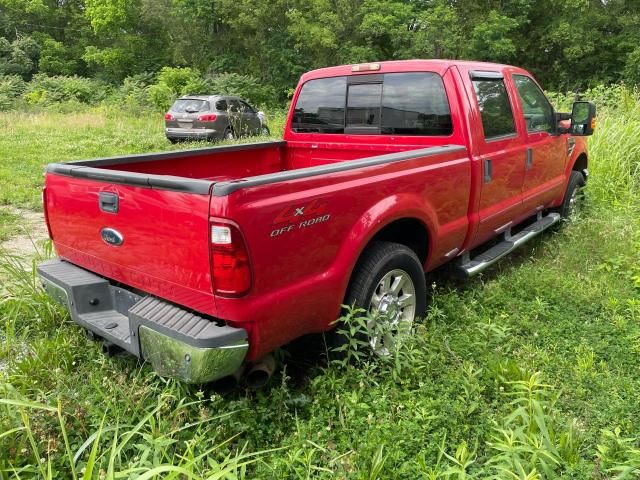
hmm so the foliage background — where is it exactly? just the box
[2,0,640,109]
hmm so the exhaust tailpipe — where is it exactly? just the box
[211,366,244,394]
[245,354,276,389]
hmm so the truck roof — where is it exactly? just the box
[300,59,526,83]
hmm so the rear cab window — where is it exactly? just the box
[291,72,453,136]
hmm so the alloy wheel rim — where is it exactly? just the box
[367,269,416,356]
[568,186,583,217]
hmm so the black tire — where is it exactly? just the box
[223,128,235,141]
[328,241,427,357]
[261,126,270,136]
[556,171,586,219]
[167,137,179,144]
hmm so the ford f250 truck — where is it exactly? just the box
[37,60,595,386]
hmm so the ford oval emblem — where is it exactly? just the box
[101,227,124,246]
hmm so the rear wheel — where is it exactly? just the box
[167,137,179,144]
[330,241,427,357]
[261,126,270,136]
[556,171,586,219]
[223,128,235,141]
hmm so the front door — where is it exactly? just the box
[240,100,262,135]
[512,74,567,212]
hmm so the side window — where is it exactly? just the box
[381,72,452,135]
[228,99,241,113]
[291,77,347,133]
[513,75,554,134]
[346,83,382,130]
[215,99,228,111]
[472,78,516,139]
[240,101,255,113]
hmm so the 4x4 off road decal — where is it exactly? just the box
[271,199,331,237]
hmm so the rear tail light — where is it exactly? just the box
[42,186,53,240]
[198,114,217,122]
[210,223,251,296]
[164,113,174,120]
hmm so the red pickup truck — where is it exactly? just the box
[37,60,595,387]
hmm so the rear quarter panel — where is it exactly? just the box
[213,147,471,359]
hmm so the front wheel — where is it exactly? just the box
[332,241,427,357]
[556,171,586,219]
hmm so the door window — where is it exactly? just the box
[228,99,241,113]
[472,78,516,140]
[240,100,256,113]
[215,99,228,111]
[513,75,554,134]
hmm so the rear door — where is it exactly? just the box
[511,74,567,211]
[460,68,528,244]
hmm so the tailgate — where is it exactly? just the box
[44,172,216,315]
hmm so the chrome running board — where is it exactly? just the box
[457,212,561,277]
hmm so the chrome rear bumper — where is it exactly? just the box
[37,259,248,384]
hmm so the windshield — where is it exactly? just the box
[171,99,209,113]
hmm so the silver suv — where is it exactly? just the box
[164,95,269,143]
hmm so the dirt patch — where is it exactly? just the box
[0,207,48,258]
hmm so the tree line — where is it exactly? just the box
[1,0,640,103]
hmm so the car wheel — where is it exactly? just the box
[329,241,427,358]
[167,137,179,145]
[261,126,270,136]
[224,128,235,141]
[556,171,586,219]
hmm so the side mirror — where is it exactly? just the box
[569,101,596,136]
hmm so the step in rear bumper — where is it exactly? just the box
[37,258,248,384]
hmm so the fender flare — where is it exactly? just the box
[329,192,438,301]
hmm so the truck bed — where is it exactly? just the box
[44,139,470,359]
[48,140,459,194]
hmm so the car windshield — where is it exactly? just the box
[171,99,209,113]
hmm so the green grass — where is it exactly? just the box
[0,90,639,478]
[0,106,288,210]
[0,210,20,242]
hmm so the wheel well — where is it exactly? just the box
[573,153,588,173]
[369,218,429,265]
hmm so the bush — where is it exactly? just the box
[0,75,27,110]
[155,66,201,95]
[147,82,174,111]
[206,72,278,107]
[22,74,110,106]
[108,73,154,112]
[146,66,204,110]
